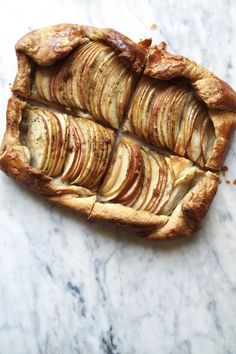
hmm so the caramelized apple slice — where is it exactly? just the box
[52,113,69,176]
[70,119,92,185]
[139,84,157,141]
[117,71,136,124]
[76,121,98,187]
[159,86,178,149]
[139,151,161,212]
[148,84,169,147]
[61,119,81,182]
[133,78,151,138]
[33,66,55,102]
[131,149,152,210]
[39,110,57,175]
[151,156,174,214]
[90,127,115,190]
[21,108,49,170]
[186,108,207,163]
[100,61,126,128]
[167,88,189,151]
[98,141,130,200]
[90,53,117,124]
[83,44,113,114]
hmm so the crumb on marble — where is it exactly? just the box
[150,23,157,30]
[221,165,228,176]
[225,180,231,184]
[233,179,236,185]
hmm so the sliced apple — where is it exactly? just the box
[34,66,55,102]
[89,127,116,190]
[115,141,144,206]
[160,167,196,215]
[159,86,178,149]
[202,117,216,163]
[167,88,189,151]
[98,140,130,200]
[51,113,69,176]
[100,60,126,128]
[139,150,161,212]
[186,107,207,163]
[174,92,194,156]
[21,108,49,170]
[61,118,81,182]
[131,148,152,210]
[38,110,57,175]
[148,84,169,147]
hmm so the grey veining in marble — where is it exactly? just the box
[0,0,236,353]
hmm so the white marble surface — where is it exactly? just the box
[0,0,236,353]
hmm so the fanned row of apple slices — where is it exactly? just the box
[20,107,116,190]
[32,41,136,129]
[61,117,115,190]
[124,77,216,167]
[21,108,70,177]
[98,136,200,216]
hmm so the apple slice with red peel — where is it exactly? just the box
[76,120,98,187]
[148,84,169,147]
[151,156,174,214]
[64,44,92,108]
[89,50,115,120]
[116,145,144,206]
[68,43,98,109]
[129,77,150,137]
[186,108,207,163]
[174,92,194,156]
[167,88,189,151]
[131,148,152,210]
[84,44,113,115]
[112,139,143,202]
[47,112,62,176]
[34,66,55,102]
[139,151,161,212]
[140,83,157,141]
[21,108,50,170]
[90,127,115,190]
[70,119,92,185]
[79,42,106,112]
[117,71,136,126]
[92,53,117,124]
[61,118,81,183]
[98,140,131,200]
[39,110,58,175]
[159,86,178,150]
[51,113,69,176]
[100,61,125,128]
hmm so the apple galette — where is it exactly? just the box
[1,24,236,239]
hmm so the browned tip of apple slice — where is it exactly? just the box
[20,108,50,171]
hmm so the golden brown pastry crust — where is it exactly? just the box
[0,24,229,239]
